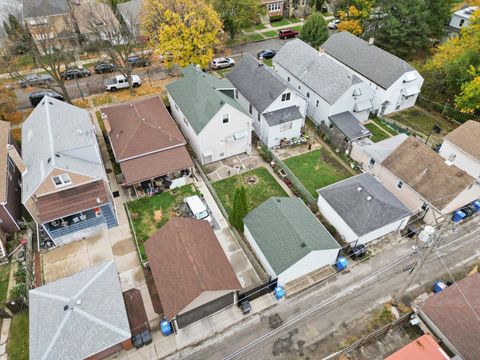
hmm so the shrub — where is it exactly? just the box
[258,143,273,162]
[9,283,27,301]
[269,15,284,22]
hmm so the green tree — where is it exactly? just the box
[455,69,480,114]
[2,14,34,55]
[212,0,264,40]
[230,186,248,232]
[299,12,328,48]
[143,0,223,69]
[425,0,457,38]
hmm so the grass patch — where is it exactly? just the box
[263,30,278,38]
[263,59,273,67]
[212,168,287,215]
[127,185,200,258]
[95,111,122,176]
[227,33,265,46]
[365,123,392,143]
[290,25,303,32]
[372,117,397,135]
[0,264,10,303]
[367,304,395,332]
[386,107,455,136]
[271,19,291,27]
[289,18,302,23]
[245,23,267,31]
[284,149,351,196]
[7,310,28,360]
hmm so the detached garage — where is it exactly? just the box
[317,173,411,245]
[243,197,341,287]
[144,217,241,330]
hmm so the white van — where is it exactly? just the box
[185,196,212,224]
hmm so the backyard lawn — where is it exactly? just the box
[365,123,392,143]
[386,107,455,136]
[284,149,352,196]
[212,167,287,215]
[0,263,10,303]
[7,310,28,360]
[127,184,200,258]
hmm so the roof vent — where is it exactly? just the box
[357,186,362,191]
[47,157,51,163]
[55,153,60,158]
[300,242,306,248]
[76,299,82,305]
[366,196,372,201]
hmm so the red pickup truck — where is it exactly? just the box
[279,29,299,39]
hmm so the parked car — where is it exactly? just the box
[328,19,341,29]
[104,74,141,91]
[127,56,151,67]
[18,73,54,88]
[257,49,276,60]
[94,62,116,74]
[29,90,64,107]
[60,68,91,80]
[278,29,299,39]
[348,244,367,260]
[184,195,212,224]
[211,57,235,70]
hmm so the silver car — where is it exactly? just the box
[211,57,235,70]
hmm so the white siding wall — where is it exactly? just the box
[449,14,471,29]
[263,118,303,148]
[357,217,409,245]
[439,139,480,179]
[331,82,375,123]
[277,249,340,286]
[168,93,252,164]
[244,225,277,278]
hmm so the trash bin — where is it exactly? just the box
[274,286,286,300]
[336,257,348,271]
[160,320,173,336]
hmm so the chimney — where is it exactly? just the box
[6,144,26,174]
[318,47,325,56]
[368,37,375,45]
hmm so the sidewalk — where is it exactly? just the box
[243,20,304,37]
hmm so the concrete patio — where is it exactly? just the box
[204,152,264,182]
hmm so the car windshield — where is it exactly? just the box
[195,210,209,220]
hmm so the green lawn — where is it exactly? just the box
[387,107,455,136]
[290,25,303,32]
[263,30,278,38]
[245,23,267,31]
[0,264,10,304]
[284,149,352,196]
[7,310,28,360]
[373,117,398,136]
[271,18,291,27]
[263,59,273,67]
[227,33,265,46]
[212,168,287,215]
[289,18,302,23]
[365,123,392,143]
[127,184,200,258]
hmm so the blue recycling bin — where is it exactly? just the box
[274,286,285,300]
[433,281,447,293]
[160,320,172,336]
[452,210,466,223]
[473,200,480,212]
[336,257,348,271]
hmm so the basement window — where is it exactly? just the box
[397,180,403,189]
[52,174,72,187]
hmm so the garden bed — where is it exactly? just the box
[284,149,352,196]
[212,167,287,214]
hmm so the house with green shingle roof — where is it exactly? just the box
[243,197,341,286]
[166,65,252,164]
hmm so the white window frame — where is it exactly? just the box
[281,92,291,102]
[280,122,292,132]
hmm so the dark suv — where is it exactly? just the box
[127,56,151,67]
[94,62,116,74]
[29,90,64,107]
[60,68,91,80]
[279,29,299,39]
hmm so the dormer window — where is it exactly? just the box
[222,114,229,124]
[404,73,417,82]
[352,88,362,97]
[52,174,71,187]
[281,92,291,102]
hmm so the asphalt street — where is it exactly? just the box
[168,218,480,360]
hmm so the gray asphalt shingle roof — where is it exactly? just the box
[318,173,411,237]
[263,106,303,126]
[226,55,288,113]
[117,0,143,25]
[329,112,371,140]
[21,96,106,203]
[244,197,340,275]
[274,39,363,105]
[23,0,68,18]
[322,32,415,89]
[363,134,408,163]
[166,65,248,135]
[29,261,131,360]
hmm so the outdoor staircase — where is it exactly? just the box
[101,204,118,228]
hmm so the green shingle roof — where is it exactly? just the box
[166,65,248,135]
[244,197,340,275]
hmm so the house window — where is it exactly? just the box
[183,117,189,127]
[298,85,301,90]
[306,92,310,98]
[369,158,375,167]
[235,90,238,99]
[459,19,465,27]
[316,100,319,107]
[421,202,429,212]
[7,157,15,176]
[280,122,292,132]
[267,2,281,11]
[396,104,401,110]
[287,76,290,82]
[397,180,403,189]
[249,104,252,114]
[220,152,225,157]
[257,112,261,122]
[222,114,229,124]
[281,92,291,102]
[52,174,71,187]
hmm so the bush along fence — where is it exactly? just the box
[257,143,317,206]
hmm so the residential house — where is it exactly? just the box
[327,112,371,153]
[385,334,450,360]
[74,0,121,43]
[261,0,286,17]
[274,39,375,125]
[100,97,193,197]
[226,55,307,148]
[351,136,480,224]
[29,260,132,360]
[438,120,480,179]
[117,0,143,37]
[449,6,478,32]
[22,96,118,249]
[322,32,424,115]
[418,273,480,360]
[145,217,241,330]
[167,65,252,165]
[317,173,411,246]
[0,121,23,259]
[243,197,341,287]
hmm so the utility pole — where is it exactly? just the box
[395,210,450,302]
